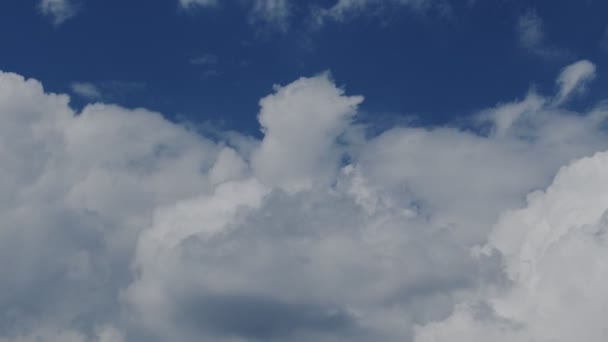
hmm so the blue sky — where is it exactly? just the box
[3,1,608,342]
[2,0,607,133]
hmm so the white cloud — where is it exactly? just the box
[516,10,569,59]
[71,82,102,100]
[312,0,440,26]
[414,150,608,342]
[38,0,79,26]
[2,60,608,341]
[554,59,596,105]
[251,73,363,192]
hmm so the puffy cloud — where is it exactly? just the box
[2,59,608,341]
[0,71,219,341]
[414,150,608,342]
[251,73,363,192]
[38,0,79,26]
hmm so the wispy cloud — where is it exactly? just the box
[249,0,291,31]
[71,82,102,100]
[312,0,443,27]
[178,0,218,9]
[38,0,79,26]
[516,9,570,60]
[190,54,219,66]
[70,80,147,101]
[554,60,596,105]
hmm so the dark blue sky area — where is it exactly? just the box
[1,0,607,134]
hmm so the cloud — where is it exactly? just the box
[249,0,291,31]
[516,9,570,60]
[176,0,451,31]
[312,0,442,26]
[178,0,218,9]
[554,59,596,105]
[251,73,363,192]
[70,81,146,102]
[179,0,291,31]
[2,60,608,341]
[38,0,79,25]
[71,82,103,100]
[414,150,608,342]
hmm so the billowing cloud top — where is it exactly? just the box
[1,59,608,341]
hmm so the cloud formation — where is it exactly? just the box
[312,0,437,25]
[177,0,446,30]
[414,147,608,342]
[554,59,596,105]
[516,9,570,60]
[38,0,79,25]
[1,59,608,341]
[178,0,218,9]
[249,0,291,30]
[71,82,103,100]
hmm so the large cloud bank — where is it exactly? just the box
[1,60,608,341]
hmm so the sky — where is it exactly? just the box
[2,0,608,131]
[2,0,608,341]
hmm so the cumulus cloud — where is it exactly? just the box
[414,150,608,342]
[516,10,570,60]
[38,0,79,25]
[2,59,608,341]
[251,73,363,192]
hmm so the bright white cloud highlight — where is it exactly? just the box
[414,150,608,342]
[1,59,608,341]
